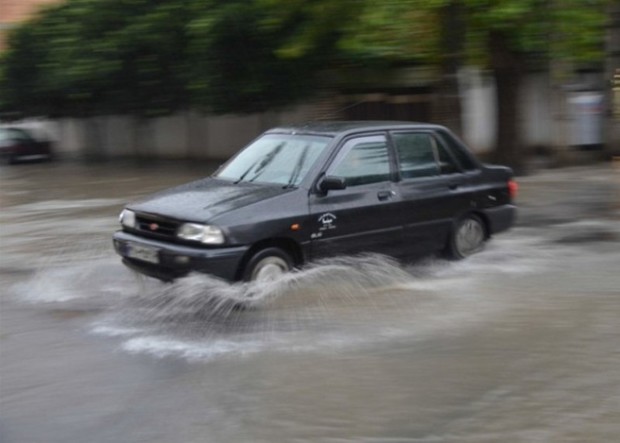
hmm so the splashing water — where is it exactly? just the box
[105,254,416,330]
[8,228,575,362]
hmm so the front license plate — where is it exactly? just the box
[126,242,159,264]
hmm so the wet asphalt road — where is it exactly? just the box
[1,160,620,443]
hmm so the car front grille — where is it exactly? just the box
[134,213,180,239]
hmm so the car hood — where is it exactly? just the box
[127,178,293,223]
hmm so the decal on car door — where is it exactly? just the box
[318,212,337,231]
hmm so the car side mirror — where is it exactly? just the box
[318,176,347,194]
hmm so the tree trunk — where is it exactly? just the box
[489,31,525,173]
[605,1,620,157]
[435,1,465,136]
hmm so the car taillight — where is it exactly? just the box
[508,179,518,200]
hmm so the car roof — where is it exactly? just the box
[266,121,446,137]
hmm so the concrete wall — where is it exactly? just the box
[2,74,591,160]
[30,105,317,160]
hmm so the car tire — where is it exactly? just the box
[1,154,14,165]
[447,214,486,259]
[243,247,293,282]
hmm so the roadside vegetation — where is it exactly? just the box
[0,0,608,169]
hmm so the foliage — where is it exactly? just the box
[0,0,352,118]
[185,1,337,114]
[0,0,191,118]
[464,0,606,66]
[0,0,608,128]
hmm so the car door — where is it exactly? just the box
[390,131,474,255]
[308,133,404,259]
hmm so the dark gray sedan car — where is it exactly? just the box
[113,122,517,282]
[0,127,53,164]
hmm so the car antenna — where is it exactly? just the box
[314,99,367,121]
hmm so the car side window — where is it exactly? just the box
[437,131,479,171]
[329,135,390,187]
[393,132,463,179]
[436,142,460,175]
[392,133,439,179]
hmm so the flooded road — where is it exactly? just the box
[1,161,620,443]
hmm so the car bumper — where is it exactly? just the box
[112,231,250,282]
[484,204,516,235]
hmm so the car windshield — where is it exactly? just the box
[0,128,33,142]
[215,133,331,186]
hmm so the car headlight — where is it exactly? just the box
[177,223,225,244]
[119,209,136,228]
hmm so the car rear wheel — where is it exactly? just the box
[447,214,486,259]
[243,247,293,282]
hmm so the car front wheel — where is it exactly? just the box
[243,247,293,282]
[447,214,486,259]
[1,154,15,165]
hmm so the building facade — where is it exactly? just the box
[0,0,60,50]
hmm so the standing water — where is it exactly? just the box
[1,161,620,443]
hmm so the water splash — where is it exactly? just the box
[10,228,583,362]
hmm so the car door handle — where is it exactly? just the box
[448,182,460,190]
[377,190,396,201]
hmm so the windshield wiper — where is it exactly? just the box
[233,158,260,184]
[284,144,310,188]
[233,142,285,184]
[247,142,284,183]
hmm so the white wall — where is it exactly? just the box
[15,105,316,160]
[461,68,496,152]
[461,68,556,152]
